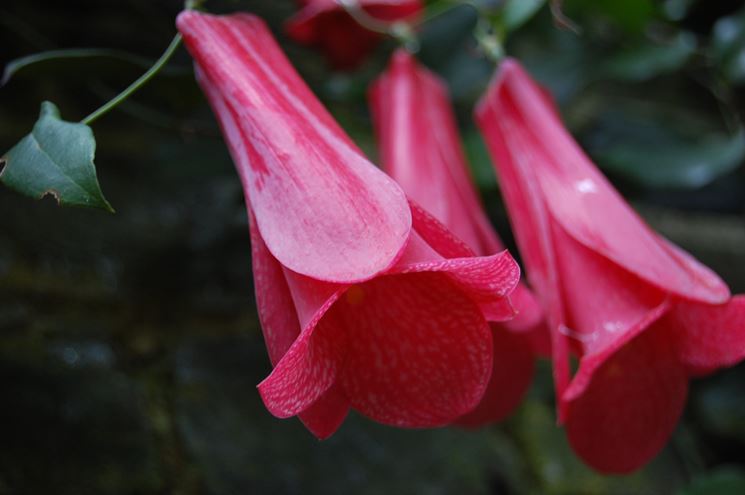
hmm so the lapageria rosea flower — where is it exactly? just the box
[177,11,521,438]
[285,0,422,69]
[369,50,548,426]
[476,58,745,473]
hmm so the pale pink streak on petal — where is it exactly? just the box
[178,11,411,283]
[496,59,729,305]
[476,75,570,397]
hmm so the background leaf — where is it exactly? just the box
[502,0,547,32]
[678,468,745,495]
[1,101,113,212]
[713,8,745,85]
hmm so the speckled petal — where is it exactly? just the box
[667,295,745,375]
[334,272,493,427]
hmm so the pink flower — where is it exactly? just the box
[369,49,548,426]
[476,58,745,473]
[177,11,520,438]
[286,0,423,69]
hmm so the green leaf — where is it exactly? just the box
[577,86,745,189]
[595,128,745,189]
[565,0,655,32]
[502,0,547,31]
[0,101,113,212]
[713,8,745,85]
[678,468,745,495]
[601,31,697,82]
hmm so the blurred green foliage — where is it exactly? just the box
[1,1,745,494]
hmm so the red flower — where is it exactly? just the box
[476,58,745,473]
[286,0,423,69]
[177,11,520,438]
[369,49,548,426]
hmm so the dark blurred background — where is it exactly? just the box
[1,0,745,493]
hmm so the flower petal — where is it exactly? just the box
[408,200,476,259]
[371,49,501,255]
[249,211,300,366]
[251,203,351,436]
[257,305,347,418]
[491,58,729,305]
[668,295,745,375]
[476,74,571,397]
[564,323,688,474]
[179,11,411,283]
[298,385,350,440]
[390,228,520,322]
[334,272,493,427]
[551,220,667,356]
[456,325,535,427]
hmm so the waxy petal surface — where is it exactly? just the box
[667,295,745,375]
[564,324,688,474]
[334,272,493,427]
[250,210,350,437]
[551,221,666,357]
[257,301,347,418]
[249,212,301,367]
[478,58,745,474]
[178,11,411,283]
[456,325,535,427]
[371,49,495,254]
[476,74,570,396]
[298,385,350,440]
[371,51,543,426]
[493,59,729,305]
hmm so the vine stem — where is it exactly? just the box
[81,33,183,125]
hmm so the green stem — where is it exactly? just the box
[81,33,182,125]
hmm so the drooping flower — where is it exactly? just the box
[177,11,520,438]
[369,49,547,426]
[476,58,745,473]
[285,0,423,69]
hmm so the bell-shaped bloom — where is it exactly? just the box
[369,50,547,426]
[476,58,745,473]
[286,0,423,69]
[177,11,521,438]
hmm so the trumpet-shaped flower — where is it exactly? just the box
[177,11,520,438]
[369,50,547,426]
[476,58,745,473]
